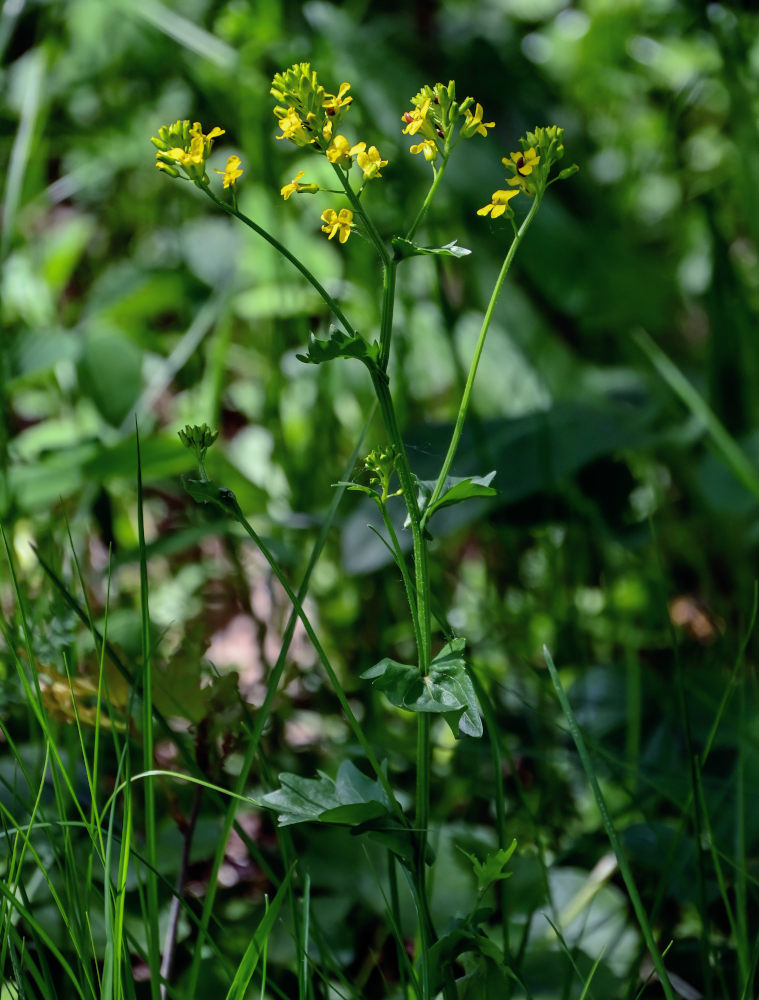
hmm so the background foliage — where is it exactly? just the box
[2,1,759,997]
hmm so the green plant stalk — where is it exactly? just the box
[368,368,438,999]
[544,647,677,1000]
[135,429,161,1000]
[375,499,422,655]
[424,196,541,521]
[378,259,397,372]
[330,161,390,267]
[226,496,397,804]
[405,152,450,243]
[470,671,512,969]
[202,186,357,337]
[185,417,379,996]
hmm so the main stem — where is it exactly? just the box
[370,367,435,985]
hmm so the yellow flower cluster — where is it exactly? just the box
[401,82,494,168]
[272,63,388,245]
[479,126,573,220]
[152,120,243,190]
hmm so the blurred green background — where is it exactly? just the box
[3,1,759,997]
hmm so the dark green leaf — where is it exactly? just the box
[260,761,391,828]
[392,237,471,260]
[362,639,482,738]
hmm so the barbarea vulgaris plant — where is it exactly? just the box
[151,63,576,998]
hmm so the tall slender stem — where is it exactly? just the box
[379,260,397,372]
[424,196,541,523]
[202,186,357,337]
[330,162,390,266]
[405,154,449,243]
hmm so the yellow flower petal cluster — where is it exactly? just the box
[326,134,363,165]
[409,139,438,162]
[353,143,388,179]
[461,103,495,139]
[321,207,353,243]
[476,189,519,218]
[272,64,354,149]
[214,155,243,188]
[402,97,432,136]
[152,120,226,183]
[505,147,540,186]
[323,82,352,116]
[275,106,313,146]
[280,170,319,200]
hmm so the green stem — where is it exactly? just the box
[330,162,389,267]
[423,196,541,525]
[202,186,356,337]
[225,493,399,812]
[376,498,422,655]
[405,154,449,243]
[368,366,436,996]
[379,259,397,372]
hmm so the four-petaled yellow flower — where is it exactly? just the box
[281,170,306,200]
[505,147,540,184]
[215,155,243,188]
[353,143,387,179]
[477,188,519,218]
[323,82,352,116]
[409,139,438,162]
[189,122,225,154]
[275,107,311,144]
[401,97,431,135]
[321,207,353,243]
[463,103,495,138]
[326,134,362,165]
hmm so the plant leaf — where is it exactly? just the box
[458,840,518,893]
[392,237,471,260]
[260,760,390,827]
[362,639,483,738]
[296,328,378,366]
[425,472,498,520]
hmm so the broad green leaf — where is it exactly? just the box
[362,639,483,738]
[392,237,471,260]
[261,761,391,827]
[424,472,498,521]
[296,328,378,366]
[77,326,143,427]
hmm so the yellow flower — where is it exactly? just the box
[214,155,243,188]
[321,207,353,243]
[476,189,520,218]
[462,103,495,139]
[401,97,431,136]
[275,106,311,145]
[281,169,306,200]
[505,147,540,184]
[409,139,438,162]
[323,82,352,116]
[152,120,226,183]
[326,134,361,165]
[189,122,226,154]
[353,143,387,179]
